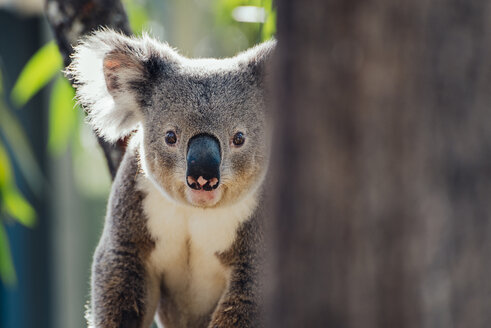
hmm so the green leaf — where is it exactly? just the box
[0,224,16,286]
[48,76,78,156]
[0,139,12,187]
[0,140,36,228]
[0,102,44,195]
[11,41,63,107]
[2,188,36,228]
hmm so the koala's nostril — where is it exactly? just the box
[187,175,220,191]
[187,176,201,190]
[208,178,219,188]
[197,176,208,186]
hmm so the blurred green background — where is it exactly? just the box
[0,0,275,327]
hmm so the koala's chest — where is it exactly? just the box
[147,211,232,317]
[141,182,254,317]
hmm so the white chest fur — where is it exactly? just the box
[138,178,257,317]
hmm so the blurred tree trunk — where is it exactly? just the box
[45,0,132,178]
[270,1,491,327]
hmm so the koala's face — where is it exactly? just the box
[140,63,270,208]
[70,31,274,208]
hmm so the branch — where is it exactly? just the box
[45,0,133,179]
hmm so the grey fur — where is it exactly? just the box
[70,29,275,328]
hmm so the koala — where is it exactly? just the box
[68,29,275,328]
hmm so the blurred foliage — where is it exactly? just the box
[48,76,78,155]
[0,222,16,286]
[123,0,150,35]
[214,0,276,44]
[0,70,37,286]
[11,42,63,107]
[10,41,78,157]
[2,41,77,286]
[0,93,44,195]
[261,0,276,41]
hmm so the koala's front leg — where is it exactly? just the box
[209,265,262,328]
[209,216,264,328]
[90,242,159,328]
[89,151,158,328]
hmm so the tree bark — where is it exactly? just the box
[45,0,132,178]
[270,1,491,328]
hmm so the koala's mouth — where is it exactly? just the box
[186,187,222,208]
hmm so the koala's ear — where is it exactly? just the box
[239,39,277,83]
[68,29,179,142]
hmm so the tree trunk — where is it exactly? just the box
[45,0,132,178]
[270,1,491,327]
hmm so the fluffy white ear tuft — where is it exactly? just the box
[67,29,179,142]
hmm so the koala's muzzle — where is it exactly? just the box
[186,134,221,191]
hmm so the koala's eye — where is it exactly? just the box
[165,131,177,145]
[232,132,245,147]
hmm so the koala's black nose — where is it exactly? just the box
[186,134,221,191]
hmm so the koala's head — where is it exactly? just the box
[69,29,275,208]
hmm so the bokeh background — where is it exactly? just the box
[0,1,275,327]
